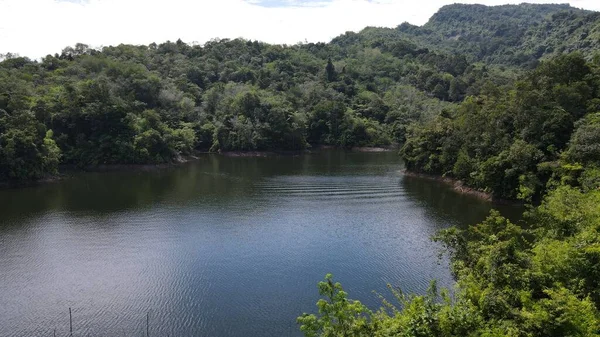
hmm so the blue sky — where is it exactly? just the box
[2,0,600,58]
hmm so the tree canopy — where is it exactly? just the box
[3,3,600,183]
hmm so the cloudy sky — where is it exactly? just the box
[1,0,600,59]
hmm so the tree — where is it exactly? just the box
[566,113,600,165]
[326,58,337,82]
[297,274,374,337]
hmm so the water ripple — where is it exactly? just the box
[0,152,509,337]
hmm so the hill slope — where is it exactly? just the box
[392,3,600,66]
[2,3,600,182]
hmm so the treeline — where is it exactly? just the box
[3,3,597,183]
[0,32,500,182]
[402,53,600,201]
[298,54,600,337]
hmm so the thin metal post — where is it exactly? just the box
[146,312,149,337]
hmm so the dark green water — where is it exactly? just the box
[0,151,522,337]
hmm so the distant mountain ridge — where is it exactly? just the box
[362,3,600,67]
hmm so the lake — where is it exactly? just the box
[0,151,521,337]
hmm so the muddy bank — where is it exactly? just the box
[219,146,396,157]
[219,151,298,157]
[350,146,396,152]
[402,170,520,205]
[313,145,397,152]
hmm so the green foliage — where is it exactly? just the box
[302,48,600,334]
[0,112,61,181]
[302,186,600,337]
[8,3,597,182]
[396,3,600,67]
[402,53,600,200]
[2,3,600,334]
[566,113,600,165]
[299,276,484,337]
[579,166,600,192]
[298,274,374,337]
[6,24,498,180]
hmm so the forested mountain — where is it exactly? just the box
[395,3,600,67]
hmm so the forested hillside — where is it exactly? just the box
[2,2,598,183]
[396,3,600,67]
[402,53,600,201]
[0,32,502,182]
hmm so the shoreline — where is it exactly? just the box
[0,156,201,190]
[0,175,65,190]
[219,146,395,157]
[350,146,396,152]
[315,145,396,153]
[401,170,520,205]
[0,147,394,189]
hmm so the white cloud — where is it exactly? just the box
[1,0,600,59]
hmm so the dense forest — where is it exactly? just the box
[396,3,600,67]
[294,4,600,337]
[2,3,544,182]
[3,4,600,183]
[402,52,600,201]
[0,36,491,181]
[3,2,600,336]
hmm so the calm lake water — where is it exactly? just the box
[0,151,521,337]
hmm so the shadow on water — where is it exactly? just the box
[401,174,525,226]
[0,150,526,337]
[0,151,403,223]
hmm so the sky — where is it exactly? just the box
[1,0,600,59]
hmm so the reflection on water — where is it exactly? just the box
[0,151,521,337]
[400,175,523,225]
